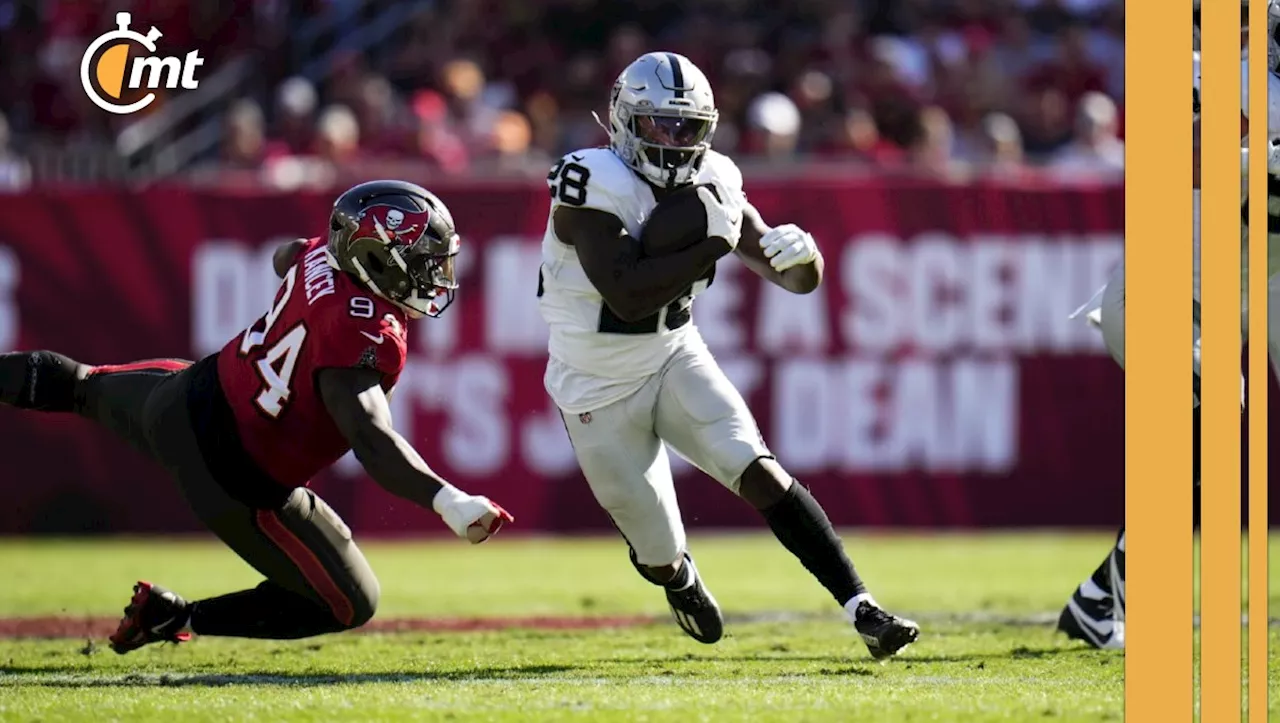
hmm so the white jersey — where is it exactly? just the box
[537,147,745,413]
[1188,54,1279,307]
[1190,55,1248,306]
[1077,50,1265,405]
[1239,54,1280,312]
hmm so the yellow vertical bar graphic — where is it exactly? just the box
[1246,1,1270,719]
[1126,1,1194,720]
[1201,1,1244,720]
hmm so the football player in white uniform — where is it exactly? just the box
[537,52,919,659]
[1059,5,1278,649]
[1252,3,1280,379]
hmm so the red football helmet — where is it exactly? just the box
[327,180,460,318]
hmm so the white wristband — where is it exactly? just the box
[432,484,467,516]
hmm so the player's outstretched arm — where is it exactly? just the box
[735,203,823,294]
[317,367,513,543]
[555,205,732,321]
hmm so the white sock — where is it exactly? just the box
[843,592,878,623]
[1110,620,1126,648]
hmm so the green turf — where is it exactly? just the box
[0,532,1274,722]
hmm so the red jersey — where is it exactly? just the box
[215,237,409,488]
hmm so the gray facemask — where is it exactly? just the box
[1271,0,1280,73]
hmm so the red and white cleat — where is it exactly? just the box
[108,581,192,655]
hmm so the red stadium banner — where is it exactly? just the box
[0,178,1234,535]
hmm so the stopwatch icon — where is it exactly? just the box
[80,12,165,115]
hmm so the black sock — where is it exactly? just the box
[664,558,693,590]
[762,481,865,605]
[190,582,347,640]
[628,546,693,588]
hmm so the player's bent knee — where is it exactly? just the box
[346,595,378,630]
[736,457,793,510]
[344,576,380,630]
[1098,263,1125,369]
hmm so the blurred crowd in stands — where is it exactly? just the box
[0,0,1125,188]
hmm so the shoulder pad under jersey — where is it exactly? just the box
[698,149,745,197]
[547,147,635,216]
[306,278,409,379]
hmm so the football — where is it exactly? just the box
[638,183,716,257]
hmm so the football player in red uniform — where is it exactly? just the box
[0,180,513,653]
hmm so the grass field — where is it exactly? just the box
[0,532,1275,722]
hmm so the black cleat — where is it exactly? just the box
[852,601,920,660]
[108,581,192,654]
[664,555,724,645]
[1056,590,1122,649]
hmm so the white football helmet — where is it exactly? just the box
[603,52,718,188]
[1241,4,1280,133]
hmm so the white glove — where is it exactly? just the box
[432,485,514,544]
[697,183,743,250]
[760,223,819,272]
